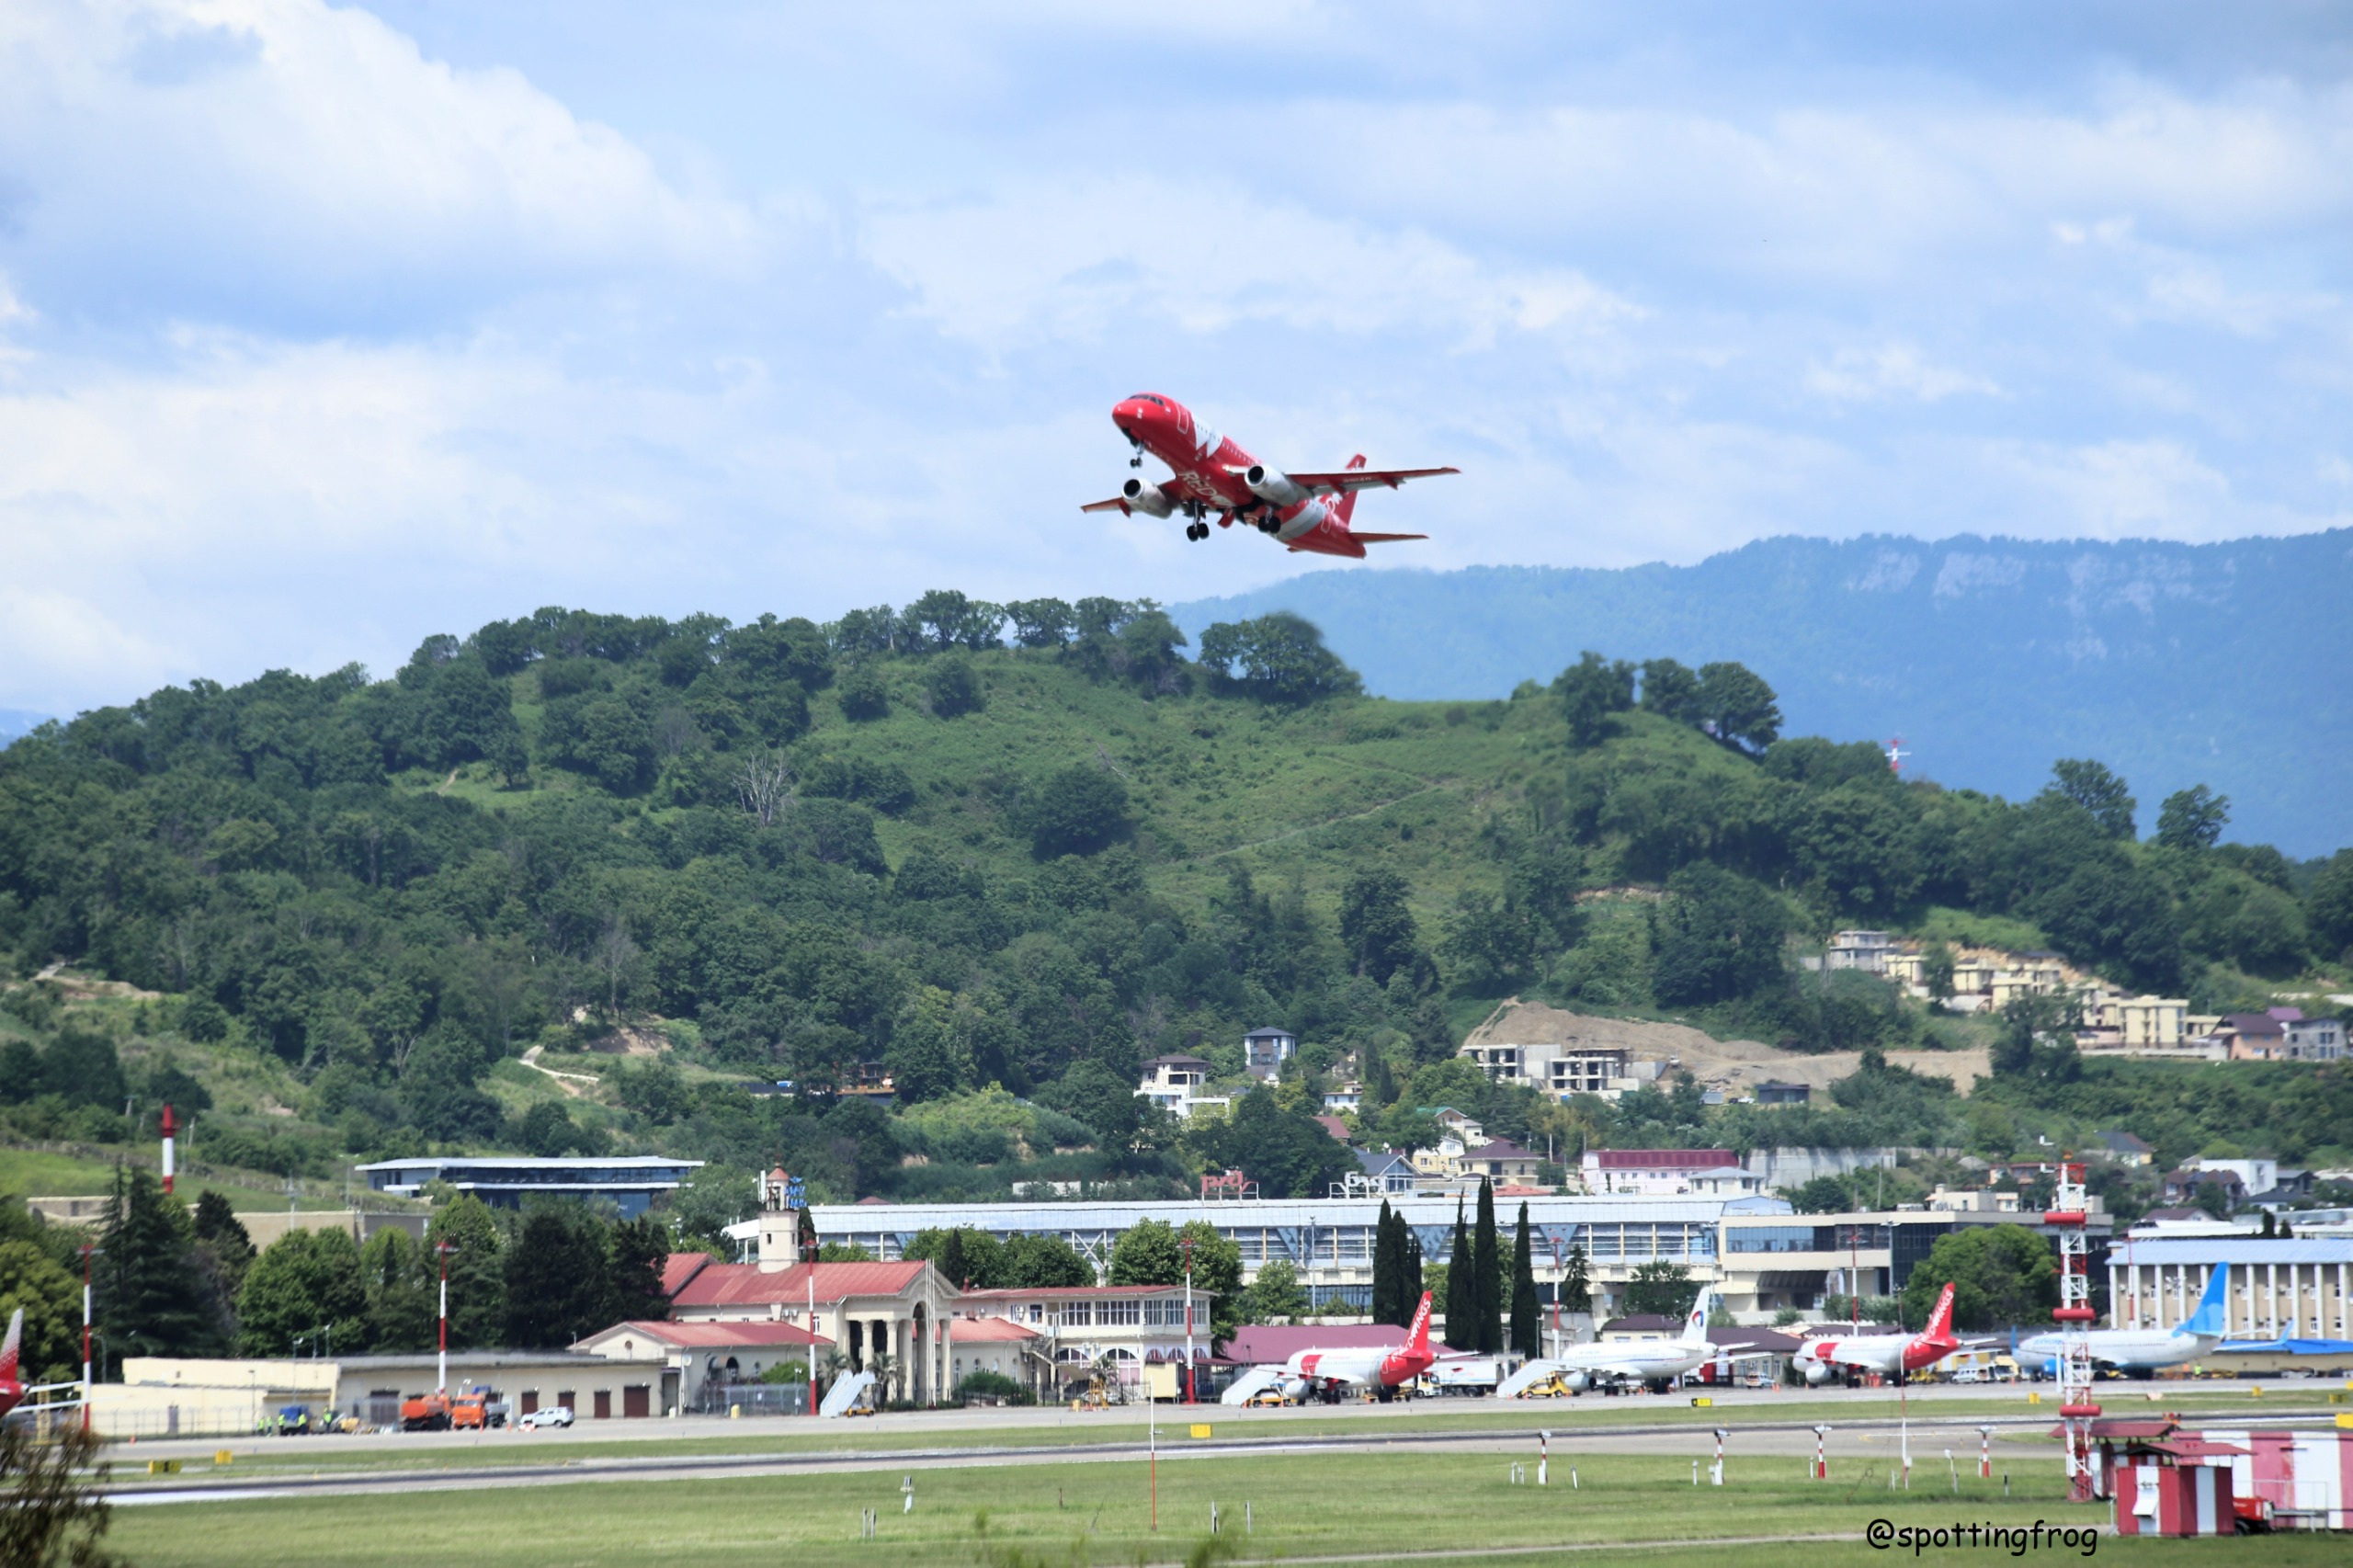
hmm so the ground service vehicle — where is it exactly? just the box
[1245,1387,1291,1407]
[400,1393,452,1431]
[519,1405,574,1430]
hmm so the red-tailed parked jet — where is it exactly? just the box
[1082,393,1457,559]
[1792,1282,1983,1384]
[0,1310,24,1423]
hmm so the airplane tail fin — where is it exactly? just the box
[1407,1291,1433,1355]
[2181,1264,2230,1338]
[1925,1283,1957,1343]
[1334,454,1368,528]
[1683,1290,1715,1345]
[0,1307,19,1383]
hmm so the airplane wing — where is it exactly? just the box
[1287,466,1460,495]
[1080,496,1136,515]
[1347,532,1427,544]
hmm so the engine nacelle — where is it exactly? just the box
[1245,463,1309,508]
[1563,1370,1592,1392]
[1802,1360,1836,1385]
[1121,478,1175,517]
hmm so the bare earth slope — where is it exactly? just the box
[1466,1002,1989,1099]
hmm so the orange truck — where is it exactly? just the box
[401,1390,509,1431]
[400,1393,451,1431]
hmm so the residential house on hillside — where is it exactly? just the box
[1244,1027,1298,1080]
[1460,1138,1547,1186]
[1135,1054,1231,1119]
[1824,930,1897,971]
[1581,1149,1760,1197]
[1753,1081,1811,1106]
[2280,1013,2345,1062]
[2095,1131,2154,1167]
[1461,1040,1635,1099]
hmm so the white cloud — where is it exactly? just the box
[1807,345,1999,404]
[860,178,1639,352]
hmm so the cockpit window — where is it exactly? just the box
[1128,393,1168,408]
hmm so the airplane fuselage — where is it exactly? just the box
[2015,1328,2218,1372]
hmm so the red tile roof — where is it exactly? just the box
[1590,1149,1739,1170]
[1313,1115,1351,1142]
[671,1260,933,1309]
[662,1252,716,1296]
[949,1316,1040,1343]
[583,1319,832,1350]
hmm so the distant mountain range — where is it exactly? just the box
[1171,530,2353,859]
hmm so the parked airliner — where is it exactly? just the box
[2017,1264,2232,1378]
[1520,1290,1741,1393]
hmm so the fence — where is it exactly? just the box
[688,1381,811,1416]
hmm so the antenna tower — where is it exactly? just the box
[2047,1153,2099,1500]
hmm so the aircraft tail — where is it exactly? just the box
[1334,454,1368,528]
[1682,1290,1715,1345]
[2180,1264,2230,1338]
[1923,1282,1957,1344]
[0,1307,19,1383]
[1406,1290,1433,1355]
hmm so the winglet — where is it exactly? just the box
[0,1307,18,1383]
[2181,1264,2230,1338]
[1407,1290,1433,1356]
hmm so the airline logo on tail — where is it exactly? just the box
[1923,1282,1957,1345]
[1406,1290,1432,1355]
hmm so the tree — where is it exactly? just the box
[1242,1260,1308,1324]
[1439,889,1536,994]
[835,663,889,721]
[923,652,983,717]
[1196,613,1360,704]
[0,1423,119,1567]
[1621,1261,1698,1319]
[1002,1233,1094,1289]
[1897,1224,2057,1331]
[235,1228,367,1357]
[425,1195,505,1350]
[1442,1200,1473,1346]
[1108,1220,1183,1288]
[1340,869,1422,985]
[505,1206,612,1349]
[1553,652,1634,747]
[1005,598,1076,648]
[1921,942,1957,1003]
[2310,849,2353,960]
[1028,767,1130,858]
[1558,1244,1591,1313]
[189,1189,256,1302]
[1508,1203,1539,1358]
[1472,1178,1502,1355]
[2156,786,2229,851]
[1651,862,1789,1006]
[1188,1087,1353,1200]
[1694,662,1780,753]
[0,1202,81,1385]
[360,1228,436,1352]
[1637,658,1702,723]
[607,1214,672,1325]
[1370,1201,1402,1328]
[2048,758,2136,840]
[99,1165,230,1361]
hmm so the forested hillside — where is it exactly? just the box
[3,595,2349,1217]
[1171,529,2353,858]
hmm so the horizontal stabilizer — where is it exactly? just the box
[1349,532,1427,544]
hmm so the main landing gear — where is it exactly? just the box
[1185,521,1210,541]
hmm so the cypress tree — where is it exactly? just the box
[1473,1178,1502,1355]
[1510,1202,1539,1358]
[1560,1243,1592,1312]
[1370,1201,1398,1327]
[938,1228,969,1290]
[1443,1199,1472,1347]
[1407,1226,1425,1307]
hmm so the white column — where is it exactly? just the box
[2340,1263,2349,1338]
[2267,1263,2279,1338]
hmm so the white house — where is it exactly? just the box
[1136,1054,1231,1119]
[1244,1027,1298,1080]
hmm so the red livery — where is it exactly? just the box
[1083,393,1457,559]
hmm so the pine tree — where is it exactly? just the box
[1509,1203,1539,1358]
[425,1193,506,1349]
[1473,1178,1502,1355]
[1442,1199,1472,1348]
[938,1228,969,1290]
[99,1165,231,1361]
[606,1214,672,1324]
[1560,1243,1592,1312]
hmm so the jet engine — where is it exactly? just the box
[1562,1370,1592,1392]
[1802,1359,1836,1385]
[1244,463,1309,508]
[1121,478,1175,517]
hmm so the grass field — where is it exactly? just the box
[0,1144,351,1212]
[101,1448,2342,1568]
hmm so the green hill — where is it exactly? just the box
[3,596,2348,1210]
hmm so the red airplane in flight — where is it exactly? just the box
[1082,393,1457,559]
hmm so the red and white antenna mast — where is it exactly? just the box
[160,1103,176,1197]
[2048,1153,2100,1500]
[1884,737,1910,776]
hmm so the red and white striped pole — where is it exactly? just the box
[1713,1426,1727,1485]
[81,1242,96,1433]
[159,1103,176,1197]
[1538,1428,1549,1486]
[1813,1424,1829,1481]
[1979,1425,1993,1481]
[436,1241,453,1396]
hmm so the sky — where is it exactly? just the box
[2,1,2349,716]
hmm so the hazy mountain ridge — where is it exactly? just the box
[1172,530,2353,858]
